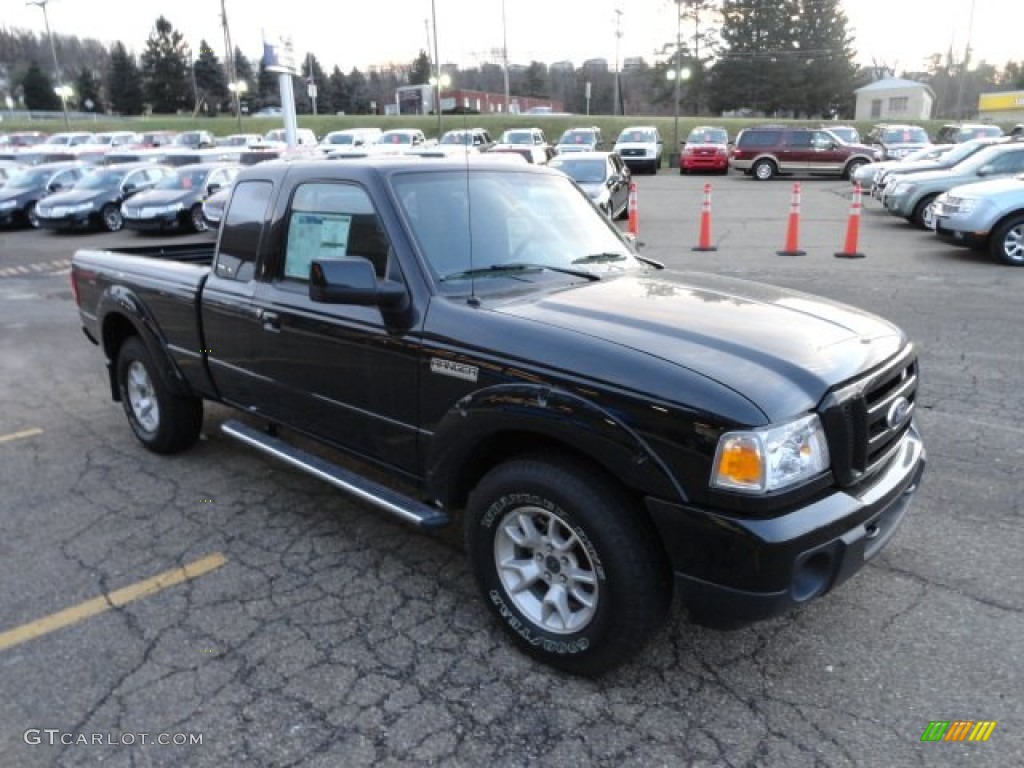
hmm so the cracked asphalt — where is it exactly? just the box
[0,171,1021,767]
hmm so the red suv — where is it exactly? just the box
[679,125,730,175]
[730,125,879,180]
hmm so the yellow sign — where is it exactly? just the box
[979,91,1024,111]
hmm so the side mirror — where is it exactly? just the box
[976,164,994,177]
[207,183,221,196]
[123,182,137,194]
[47,182,62,193]
[309,257,407,310]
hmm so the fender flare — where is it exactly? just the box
[96,285,194,400]
[425,383,688,509]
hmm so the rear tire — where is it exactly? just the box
[189,204,208,233]
[465,455,671,676]
[116,337,203,454]
[752,159,776,181]
[989,215,1024,265]
[843,158,868,181]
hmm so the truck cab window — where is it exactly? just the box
[282,183,389,282]
[215,180,273,282]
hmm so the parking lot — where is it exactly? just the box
[0,168,1021,767]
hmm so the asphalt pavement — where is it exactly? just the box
[0,169,1021,767]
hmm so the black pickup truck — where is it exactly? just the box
[71,156,926,675]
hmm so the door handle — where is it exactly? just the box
[259,310,281,332]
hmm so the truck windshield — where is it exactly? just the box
[393,169,639,289]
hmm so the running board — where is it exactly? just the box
[221,420,451,529]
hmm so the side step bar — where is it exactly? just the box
[221,420,451,529]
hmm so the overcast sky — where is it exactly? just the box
[2,0,1015,76]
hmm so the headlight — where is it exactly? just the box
[951,197,978,215]
[711,413,830,493]
[0,199,17,211]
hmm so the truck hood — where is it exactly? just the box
[492,271,905,419]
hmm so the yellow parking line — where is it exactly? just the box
[0,428,43,445]
[0,553,227,652]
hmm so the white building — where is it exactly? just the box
[854,78,934,122]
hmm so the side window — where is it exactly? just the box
[215,180,273,283]
[784,132,813,148]
[282,182,389,282]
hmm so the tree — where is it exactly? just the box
[325,66,348,113]
[140,16,191,113]
[299,53,328,114]
[707,0,803,116]
[791,0,858,117]
[107,42,144,115]
[74,67,103,112]
[409,50,432,85]
[524,62,549,98]
[256,59,279,109]
[192,39,228,114]
[20,61,60,110]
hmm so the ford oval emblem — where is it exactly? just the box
[887,396,912,430]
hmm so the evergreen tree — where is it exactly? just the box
[300,54,328,114]
[21,61,60,110]
[409,51,432,85]
[107,42,144,115]
[346,68,370,114]
[74,67,103,112]
[524,62,549,98]
[140,16,191,113]
[325,66,348,114]
[193,38,229,114]
[256,59,279,109]
[708,0,801,115]
[233,46,254,86]
[792,0,857,117]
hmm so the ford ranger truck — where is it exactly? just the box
[71,156,926,676]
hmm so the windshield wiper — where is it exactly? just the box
[571,252,628,265]
[440,262,601,283]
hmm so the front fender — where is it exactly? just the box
[96,285,194,400]
[425,383,687,510]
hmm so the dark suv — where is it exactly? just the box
[730,125,879,180]
[934,123,1004,144]
[866,123,932,160]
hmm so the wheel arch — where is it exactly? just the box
[426,384,687,515]
[97,288,194,401]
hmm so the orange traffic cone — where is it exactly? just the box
[777,183,806,256]
[835,183,866,258]
[627,182,639,237]
[692,183,717,252]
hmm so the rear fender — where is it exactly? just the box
[96,285,194,401]
[425,383,687,510]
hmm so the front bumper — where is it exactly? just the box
[682,154,728,172]
[645,423,926,625]
[36,212,97,230]
[123,213,186,232]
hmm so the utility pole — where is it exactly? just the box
[501,0,510,112]
[220,0,242,127]
[954,0,977,120]
[431,0,442,136]
[26,0,69,129]
[612,8,623,116]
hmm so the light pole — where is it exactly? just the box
[612,8,622,115]
[26,0,69,129]
[430,0,443,136]
[429,72,451,135]
[666,66,691,166]
[228,80,248,131]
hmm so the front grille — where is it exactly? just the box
[820,347,918,488]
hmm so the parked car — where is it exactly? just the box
[866,123,932,160]
[261,128,318,147]
[320,128,383,154]
[1010,124,1024,138]
[253,106,283,116]
[0,161,88,228]
[359,128,429,156]
[871,137,1007,200]
[934,123,1004,143]
[172,130,216,149]
[78,131,141,149]
[35,162,169,232]
[851,144,955,190]
[679,125,730,175]
[554,127,603,154]
[38,131,96,148]
[489,127,553,164]
[820,124,861,144]
[931,173,1024,265]
[730,125,878,180]
[137,131,178,148]
[9,149,77,166]
[883,140,1024,227]
[0,131,48,148]
[548,150,631,219]
[435,128,495,155]
[200,183,232,230]
[613,126,664,174]
[0,160,25,188]
[122,163,241,234]
[218,133,262,147]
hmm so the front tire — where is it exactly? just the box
[465,455,671,676]
[101,204,123,232]
[25,202,40,229]
[911,194,938,229]
[190,204,209,233]
[990,215,1024,265]
[116,337,203,454]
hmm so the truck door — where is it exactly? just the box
[200,178,275,405]
[246,181,421,473]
